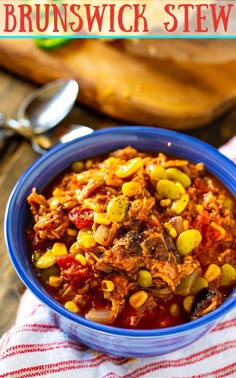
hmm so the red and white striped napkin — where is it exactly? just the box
[0,136,236,378]
[219,136,236,163]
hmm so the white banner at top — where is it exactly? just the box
[0,0,236,37]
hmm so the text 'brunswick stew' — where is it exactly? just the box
[27,147,236,329]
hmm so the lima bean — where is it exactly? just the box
[156,179,185,200]
[137,270,152,288]
[171,193,189,214]
[115,157,143,178]
[107,195,129,222]
[190,277,208,295]
[220,264,236,286]
[166,168,191,188]
[176,229,202,255]
[150,166,167,180]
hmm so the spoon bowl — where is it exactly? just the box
[17,79,79,134]
[0,79,95,154]
[1,79,79,140]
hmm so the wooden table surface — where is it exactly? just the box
[0,68,235,337]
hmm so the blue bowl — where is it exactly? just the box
[4,127,236,357]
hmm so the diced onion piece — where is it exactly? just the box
[94,225,109,246]
[175,271,199,296]
[85,309,114,324]
[169,216,184,235]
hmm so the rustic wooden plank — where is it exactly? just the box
[1,39,236,128]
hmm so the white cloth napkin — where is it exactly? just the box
[1,136,236,378]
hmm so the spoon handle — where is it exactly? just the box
[0,113,15,154]
[0,112,6,127]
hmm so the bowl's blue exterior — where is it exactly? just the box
[4,127,236,357]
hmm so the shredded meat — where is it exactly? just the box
[27,188,49,220]
[110,146,138,160]
[126,197,156,227]
[34,209,69,240]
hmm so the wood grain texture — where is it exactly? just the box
[1,39,236,129]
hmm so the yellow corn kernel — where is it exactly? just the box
[129,290,148,309]
[204,264,221,282]
[36,251,56,269]
[75,253,87,266]
[48,275,63,287]
[52,242,68,257]
[160,199,172,207]
[66,228,78,237]
[76,171,92,184]
[107,195,129,222]
[64,301,79,313]
[122,181,142,197]
[164,222,177,238]
[190,277,208,295]
[85,159,93,169]
[183,295,195,313]
[223,198,233,211]
[49,198,60,209]
[105,157,118,165]
[94,213,111,226]
[69,241,80,255]
[81,235,96,249]
[210,222,226,241]
[183,220,189,230]
[101,280,115,292]
[169,303,180,317]
[77,229,96,249]
[52,188,63,197]
[71,160,84,172]
[196,204,204,212]
[93,175,105,186]
[115,157,143,178]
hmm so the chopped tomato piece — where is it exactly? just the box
[69,207,94,229]
[192,212,220,248]
[193,178,209,192]
[192,212,210,229]
[57,255,90,285]
[201,224,221,248]
[56,254,76,269]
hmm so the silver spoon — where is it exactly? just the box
[31,124,94,154]
[0,78,79,145]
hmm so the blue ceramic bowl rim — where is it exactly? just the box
[5,126,236,338]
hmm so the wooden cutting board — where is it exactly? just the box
[1,38,236,129]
